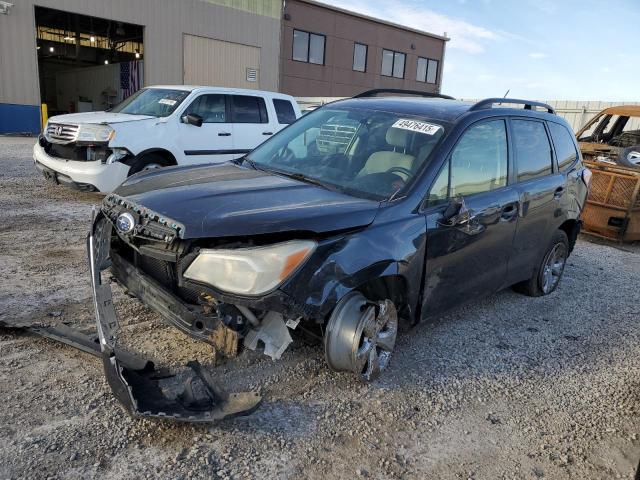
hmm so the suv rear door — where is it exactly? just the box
[422,118,520,316]
[506,117,566,284]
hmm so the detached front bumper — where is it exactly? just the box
[33,141,130,193]
[87,213,262,421]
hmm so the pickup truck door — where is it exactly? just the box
[176,93,236,165]
[422,118,520,318]
[229,94,276,154]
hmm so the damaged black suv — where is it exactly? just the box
[89,90,590,420]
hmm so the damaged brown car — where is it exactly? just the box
[576,106,640,241]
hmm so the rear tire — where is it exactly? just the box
[513,230,569,297]
[127,153,169,176]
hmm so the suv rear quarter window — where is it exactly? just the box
[230,95,268,123]
[548,122,578,171]
[273,99,297,124]
[512,119,553,182]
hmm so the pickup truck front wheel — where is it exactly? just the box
[127,153,169,176]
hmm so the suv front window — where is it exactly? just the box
[111,88,191,117]
[429,119,508,203]
[246,107,447,200]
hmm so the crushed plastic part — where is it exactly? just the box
[244,311,293,360]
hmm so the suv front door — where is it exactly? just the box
[506,118,565,285]
[422,118,520,317]
[177,93,236,164]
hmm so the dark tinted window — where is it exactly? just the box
[548,122,578,171]
[231,95,268,123]
[273,99,296,124]
[512,119,553,181]
[183,94,226,123]
[450,120,508,196]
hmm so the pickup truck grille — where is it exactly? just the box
[316,120,359,154]
[45,123,79,144]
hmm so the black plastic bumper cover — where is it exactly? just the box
[0,213,262,423]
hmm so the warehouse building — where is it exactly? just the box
[0,0,447,135]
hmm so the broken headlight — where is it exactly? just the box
[183,240,316,296]
[77,124,115,143]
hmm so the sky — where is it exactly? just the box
[319,0,640,101]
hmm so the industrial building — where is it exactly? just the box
[280,0,447,97]
[0,0,447,135]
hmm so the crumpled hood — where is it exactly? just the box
[112,163,380,238]
[49,111,155,125]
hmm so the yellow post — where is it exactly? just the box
[41,103,48,131]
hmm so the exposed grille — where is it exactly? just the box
[45,123,80,144]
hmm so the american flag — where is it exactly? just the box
[120,61,142,100]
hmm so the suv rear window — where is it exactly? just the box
[548,122,578,171]
[512,119,553,182]
[273,99,297,124]
[230,95,268,123]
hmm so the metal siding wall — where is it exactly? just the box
[0,0,280,109]
[462,99,640,132]
[184,35,261,88]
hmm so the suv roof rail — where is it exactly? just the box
[353,89,455,100]
[470,98,555,114]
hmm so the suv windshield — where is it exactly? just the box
[110,88,191,117]
[246,107,446,200]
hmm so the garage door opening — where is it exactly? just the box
[35,7,144,116]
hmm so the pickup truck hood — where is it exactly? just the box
[49,111,155,125]
[112,163,380,239]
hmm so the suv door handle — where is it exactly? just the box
[262,131,273,136]
[501,203,518,220]
[218,132,231,136]
[554,186,565,198]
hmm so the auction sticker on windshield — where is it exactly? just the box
[159,98,177,106]
[392,119,442,135]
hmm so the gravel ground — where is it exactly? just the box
[1,136,639,480]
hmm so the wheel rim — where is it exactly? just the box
[324,292,398,382]
[540,243,567,294]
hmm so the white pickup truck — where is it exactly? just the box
[33,86,301,192]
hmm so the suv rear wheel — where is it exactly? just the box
[127,153,169,176]
[514,230,569,297]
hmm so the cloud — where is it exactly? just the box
[317,0,501,54]
[528,52,548,59]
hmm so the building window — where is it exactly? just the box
[381,49,405,78]
[353,43,367,72]
[292,29,325,65]
[417,57,439,84]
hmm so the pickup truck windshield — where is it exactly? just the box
[246,107,446,200]
[110,88,191,117]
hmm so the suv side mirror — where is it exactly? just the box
[438,196,471,227]
[182,113,203,127]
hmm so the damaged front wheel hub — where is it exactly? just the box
[324,292,398,381]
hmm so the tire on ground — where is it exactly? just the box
[512,229,569,297]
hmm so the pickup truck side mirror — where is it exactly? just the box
[182,113,203,127]
[438,196,471,227]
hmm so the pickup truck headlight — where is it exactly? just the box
[77,124,115,143]
[183,240,316,296]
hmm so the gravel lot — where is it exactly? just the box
[1,136,639,480]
